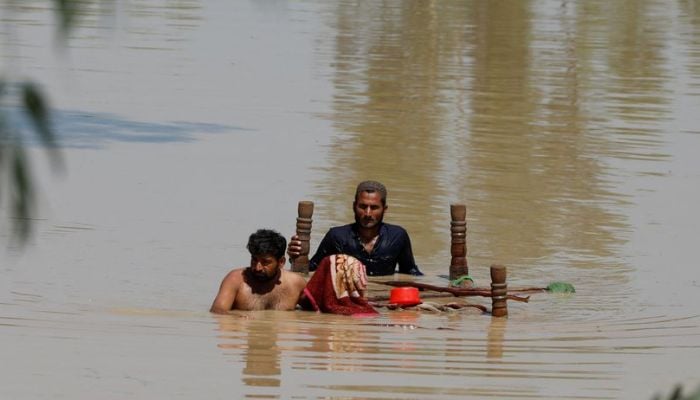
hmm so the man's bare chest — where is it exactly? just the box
[235,284,292,311]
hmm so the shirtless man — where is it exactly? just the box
[210,229,307,313]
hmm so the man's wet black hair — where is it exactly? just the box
[355,180,387,205]
[246,229,287,259]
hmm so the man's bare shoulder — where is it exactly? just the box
[281,269,307,289]
[221,267,247,285]
[210,267,249,314]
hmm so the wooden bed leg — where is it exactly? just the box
[291,201,314,275]
[449,204,468,280]
[490,264,508,317]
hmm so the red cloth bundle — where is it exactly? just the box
[298,254,378,316]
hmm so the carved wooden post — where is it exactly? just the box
[449,204,468,280]
[291,201,314,274]
[490,264,508,317]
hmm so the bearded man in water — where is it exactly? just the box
[210,229,306,313]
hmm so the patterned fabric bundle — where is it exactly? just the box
[299,254,377,316]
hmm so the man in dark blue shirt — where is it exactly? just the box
[288,181,423,276]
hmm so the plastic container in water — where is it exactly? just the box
[389,287,421,306]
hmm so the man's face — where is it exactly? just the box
[353,191,386,229]
[249,254,283,281]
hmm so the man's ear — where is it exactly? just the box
[278,256,286,267]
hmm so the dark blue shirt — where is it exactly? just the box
[308,223,423,276]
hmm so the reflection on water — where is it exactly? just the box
[463,0,657,272]
[216,314,282,392]
[319,1,472,256]
[209,308,700,399]
[3,0,700,399]
[318,0,676,281]
[486,317,506,359]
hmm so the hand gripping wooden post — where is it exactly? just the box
[490,265,508,317]
[291,201,314,275]
[449,204,468,280]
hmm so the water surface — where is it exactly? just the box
[2,1,700,399]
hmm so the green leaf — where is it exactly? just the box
[450,275,474,287]
[11,146,35,242]
[21,82,63,170]
[53,0,79,39]
[22,82,54,145]
[546,282,575,293]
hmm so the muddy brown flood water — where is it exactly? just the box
[2,1,700,399]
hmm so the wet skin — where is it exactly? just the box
[210,254,306,313]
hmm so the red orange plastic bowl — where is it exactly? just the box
[389,287,421,306]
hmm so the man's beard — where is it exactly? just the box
[250,269,278,282]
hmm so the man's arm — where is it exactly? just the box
[210,270,241,314]
[397,230,423,276]
[290,271,308,302]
